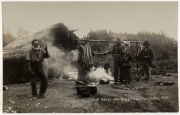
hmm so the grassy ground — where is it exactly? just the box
[3,73,179,113]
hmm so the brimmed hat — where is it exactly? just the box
[143,40,150,45]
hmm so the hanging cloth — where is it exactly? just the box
[123,41,131,52]
[138,43,143,53]
[77,43,93,83]
[83,43,93,65]
[78,43,93,68]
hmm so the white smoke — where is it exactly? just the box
[87,67,114,83]
[43,43,78,79]
[62,65,78,80]
[43,43,114,83]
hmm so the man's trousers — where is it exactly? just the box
[30,62,48,96]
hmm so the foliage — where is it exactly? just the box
[85,30,114,52]
[85,29,176,54]
[161,51,170,61]
[84,29,177,69]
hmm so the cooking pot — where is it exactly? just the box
[76,86,84,94]
[80,88,91,98]
[87,86,97,95]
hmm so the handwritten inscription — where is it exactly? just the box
[92,96,169,102]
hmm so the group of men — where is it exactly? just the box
[26,38,154,99]
[112,38,154,85]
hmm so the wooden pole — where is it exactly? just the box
[67,29,70,66]
[75,39,141,43]
[136,42,139,75]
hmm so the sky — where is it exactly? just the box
[2,2,178,40]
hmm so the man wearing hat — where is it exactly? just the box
[112,38,125,85]
[137,40,154,81]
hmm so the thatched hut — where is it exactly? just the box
[3,23,79,84]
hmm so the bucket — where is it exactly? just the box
[76,86,84,94]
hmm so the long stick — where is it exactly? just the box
[136,42,139,75]
[75,39,141,43]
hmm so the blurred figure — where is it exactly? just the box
[121,53,132,84]
[104,63,112,75]
[137,40,154,81]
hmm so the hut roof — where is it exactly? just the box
[3,23,79,58]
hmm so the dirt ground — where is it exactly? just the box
[3,73,179,113]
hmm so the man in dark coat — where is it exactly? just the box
[137,40,154,81]
[112,38,125,85]
[26,39,50,99]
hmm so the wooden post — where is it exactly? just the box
[136,42,139,75]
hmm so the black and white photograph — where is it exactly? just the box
[2,1,178,113]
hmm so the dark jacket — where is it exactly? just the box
[111,44,125,62]
[138,47,154,66]
[26,48,50,63]
[122,55,132,68]
[26,48,50,74]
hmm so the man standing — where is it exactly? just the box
[26,39,50,99]
[137,40,154,81]
[112,38,125,85]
